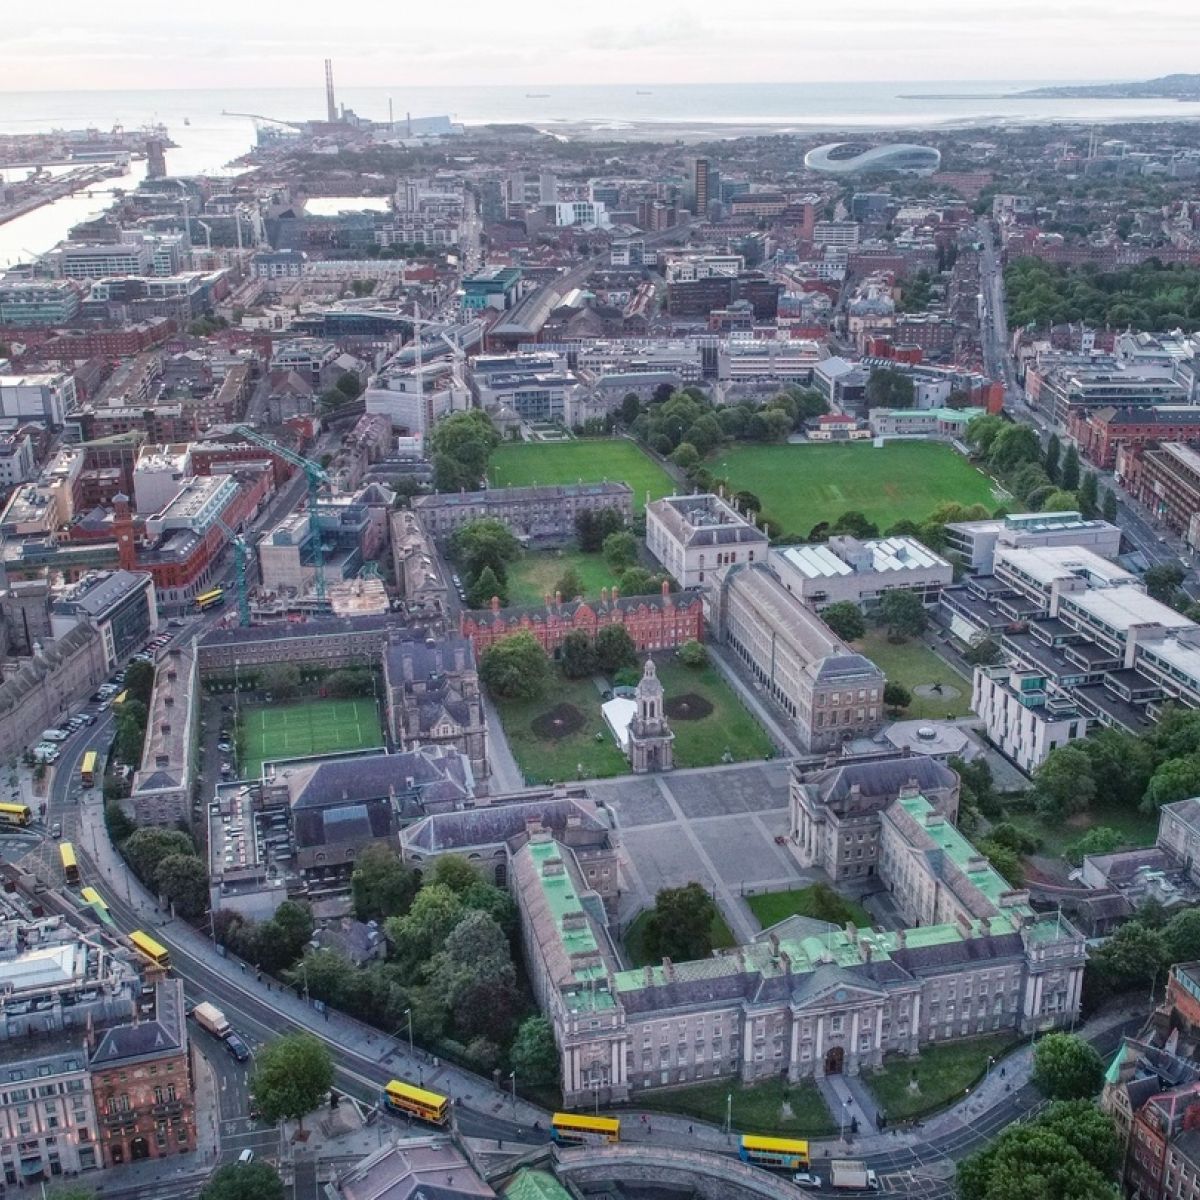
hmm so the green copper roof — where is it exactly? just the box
[503,1169,573,1200]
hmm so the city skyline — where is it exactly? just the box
[4,0,1200,92]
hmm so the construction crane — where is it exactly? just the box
[234,425,331,603]
[213,516,252,628]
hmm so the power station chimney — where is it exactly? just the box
[324,59,337,124]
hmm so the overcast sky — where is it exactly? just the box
[4,0,1197,91]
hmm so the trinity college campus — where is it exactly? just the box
[9,67,1200,1200]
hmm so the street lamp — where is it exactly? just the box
[985,1055,995,1082]
[404,1007,414,1057]
[840,1097,851,1140]
[508,1070,517,1115]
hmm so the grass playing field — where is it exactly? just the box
[488,439,674,512]
[237,698,384,778]
[710,441,1002,535]
[504,548,620,608]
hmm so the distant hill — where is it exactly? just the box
[1013,74,1200,100]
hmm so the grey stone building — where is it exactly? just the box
[627,659,674,773]
[645,493,769,591]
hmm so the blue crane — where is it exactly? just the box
[233,426,331,603]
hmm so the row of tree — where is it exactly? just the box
[480,625,640,702]
[106,818,213,920]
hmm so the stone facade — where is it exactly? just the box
[129,646,198,827]
[413,483,633,543]
[627,659,674,773]
[645,493,769,591]
[714,563,886,752]
[459,584,704,659]
[512,763,1085,1110]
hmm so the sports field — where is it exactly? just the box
[488,440,674,512]
[237,699,384,778]
[711,441,1001,535]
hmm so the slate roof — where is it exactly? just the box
[91,979,185,1067]
[462,589,702,628]
[805,754,958,814]
[403,795,606,853]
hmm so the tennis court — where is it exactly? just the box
[238,698,384,777]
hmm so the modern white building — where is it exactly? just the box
[363,361,468,435]
[49,570,158,671]
[944,511,1124,575]
[132,444,193,515]
[0,372,76,425]
[553,201,610,229]
[972,665,1089,773]
[772,536,953,610]
[645,493,770,591]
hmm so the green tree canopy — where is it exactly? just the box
[875,589,927,641]
[480,632,550,700]
[1031,745,1096,819]
[602,531,639,571]
[643,882,718,963]
[385,883,465,968]
[1031,1032,1105,1100]
[467,564,507,609]
[560,630,598,679]
[830,510,879,539]
[450,518,521,580]
[1144,563,1186,607]
[199,1163,285,1200]
[156,855,209,918]
[554,565,584,600]
[1164,907,1200,964]
[124,659,156,706]
[595,625,638,673]
[124,827,195,883]
[883,682,912,713]
[351,845,418,921]
[1143,754,1200,813]
[249,1034,333,1132]
[866,366,916,409]
[510,1015,559,1086]
[429,411,500,491]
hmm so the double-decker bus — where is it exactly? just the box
[80,888,114,928]
[738,1136,810,1171]
[80,751,98,788]
[195,588,226,612]
[0,803,31,827]
[550,1113,621,1146]
[382,1080,450,1125]
[59,842,80,885]
[129,930,170,969]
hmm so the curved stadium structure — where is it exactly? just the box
[804,141,942,175]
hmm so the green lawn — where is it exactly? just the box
[711,442,1000,536]
[494,674,628,785]
[623,908,736,968]
[1000,801,1160,862]
[864,1033,1019,1120]
[635,1076,834,1137]
[505,548,621,608]
[237,698,384,778]
[488,439,675,512]
[747,886,872,932]
[853,630,974,719]
[493,657,774,784]
[653,660,775,766]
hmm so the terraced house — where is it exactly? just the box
[513,757,1085,1109]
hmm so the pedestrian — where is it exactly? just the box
[688,1124,693,1134]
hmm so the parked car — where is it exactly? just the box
[238,1149,255,1165]
[50,823,62,839]
[225,1033,251,1063]
[217,742,232,753]
[792,1174,822,1190]
[81,714,96,726]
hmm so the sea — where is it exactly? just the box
[1,79,1198,266]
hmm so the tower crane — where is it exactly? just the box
[212,516,252,628]
[233,426,331,603]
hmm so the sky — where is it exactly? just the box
[3,0,1199,91]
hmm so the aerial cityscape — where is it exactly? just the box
[8,15,1200,1200]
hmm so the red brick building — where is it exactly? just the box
[1121,442,1200,535]
[89,980,196,1166]
[460,583,704,658]
[43,320,175,359]
[1073,405,1200,469]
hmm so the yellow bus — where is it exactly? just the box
[382,1080,450,1125]
[81,887,107,912]
[0,803,31,827]
[738,1135,810,1170]
[550,1113,621,1146]
[195,588,226,612]
[129,930,170,969]
[80,750,98,787]
[59,842,80,885]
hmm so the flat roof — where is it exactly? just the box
[996,543,1136,589]
[1063,585,1194,635]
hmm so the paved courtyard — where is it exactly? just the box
[590,760,815,945]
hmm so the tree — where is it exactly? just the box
[560,630,597,679]
[977,839,1024,887]
[965,413,1006,459]
[595,625,637,673]
[1078,471,1099,518]
[200,1163,285,1200]
[1031,746,1096,819]
[876,589,927,641]
[1144,563,1186,607]
[575,507,626,554]
[1102,489,1118,522]
[602,531,638,571]
[115,700,149,764]
[733,489,761,513]
[124,659,156,706]
[335,371,362,399]
[428,411,499,491]
[259,663,301,698]
[987,424,1042,475]
[450,519,521,581]
[1084,921,1166,1010]
[761,409,793,441]
[510,1015,559,1086]
[1032,1033,1104,1100]
[1040,488,1082,513]
[643,882,718,963]
[1061,443,1081,491]
[865,366,916,409]
[124,827,195,883]
[1044,432,1062,483]
[669,442,700,471]
[467,564,506,609]
[428,910,513,1011]
[821,601,866,642]
[615,566,657,595]
[352,845,418,921]
[105,801,135,844]
[883,682,912,714]
[1010,462,1052,506]
[831,510,879,539]
[1164,907,1200,964]
[620,393,641,425]
[962,633,1002,666]
[1066,826,1124,866]
[155,854,209,918]
[677,639,708,668]
[1080,727,1156,809]
[480,633,550,700]
[385,884,465,968]
[455,972,522,1043]
[270,901,316,965]
[429,854,479,895]
[554,565,584,600]
[1143,754,1200,813]
[249,1034,333,1133]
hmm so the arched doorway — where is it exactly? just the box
[824,1045,845,1075]
[130,1137,150,1161]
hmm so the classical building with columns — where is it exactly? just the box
[512,756,1086,1109]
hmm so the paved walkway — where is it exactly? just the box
[706,643,802,758]
[480,690,524,793]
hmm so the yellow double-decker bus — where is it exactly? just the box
[0,803,31,827]
[382,1080,450,1125]
[129,930,170,969]
[80,750,98,788]
[195,587,226,612]
[738,1135,809,1170]
[550,1113,621,1146]
[59,842,80,885]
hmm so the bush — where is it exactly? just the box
[677,640,708,668]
